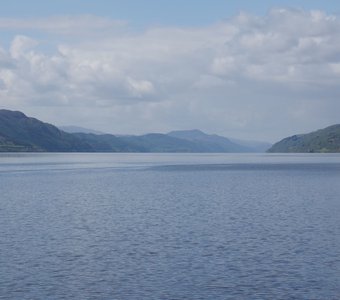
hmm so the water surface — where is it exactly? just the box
[1,153,340,299]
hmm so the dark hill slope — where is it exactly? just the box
[268,124,340,153]
[0,110,92,152]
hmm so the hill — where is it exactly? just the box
[0,109,271,153]
[268,124,340,153]
[0,110,93,152]
[167,129,254,152]
[59,125,104,135]
[120,133,212,152]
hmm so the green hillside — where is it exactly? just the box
[268,124,340,153]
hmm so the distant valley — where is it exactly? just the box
[0,109,270,153]
[2,109,339,153]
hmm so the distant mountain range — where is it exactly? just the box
[59,125,104,135]
[0,109,271,152]
[268,124,340,153]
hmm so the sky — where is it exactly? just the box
[1,1,340,142]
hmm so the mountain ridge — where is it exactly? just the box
[59,125,105,135]
[167,129,254,152]
[0,109,271,153]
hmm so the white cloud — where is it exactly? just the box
[127,77,155,97]
[0,9,340,141]
[10,35,38,59]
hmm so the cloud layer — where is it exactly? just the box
[0,9,340,141]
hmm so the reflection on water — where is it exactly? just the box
[1,152,340,172]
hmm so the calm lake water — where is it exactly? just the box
[1,153,340,299]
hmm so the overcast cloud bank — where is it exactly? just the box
[0,9,339,141]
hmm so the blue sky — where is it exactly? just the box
[1,0,340,26]
[1,1,340,141]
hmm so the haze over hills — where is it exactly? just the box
[72,128,270,153]
[59,126,105,135]
[0,109,270,153]
[168,130,254,152]
[228,137,272,153]
[1,109,339,153]
[268,124,340,153]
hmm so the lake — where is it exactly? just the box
[1,153,340,299]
